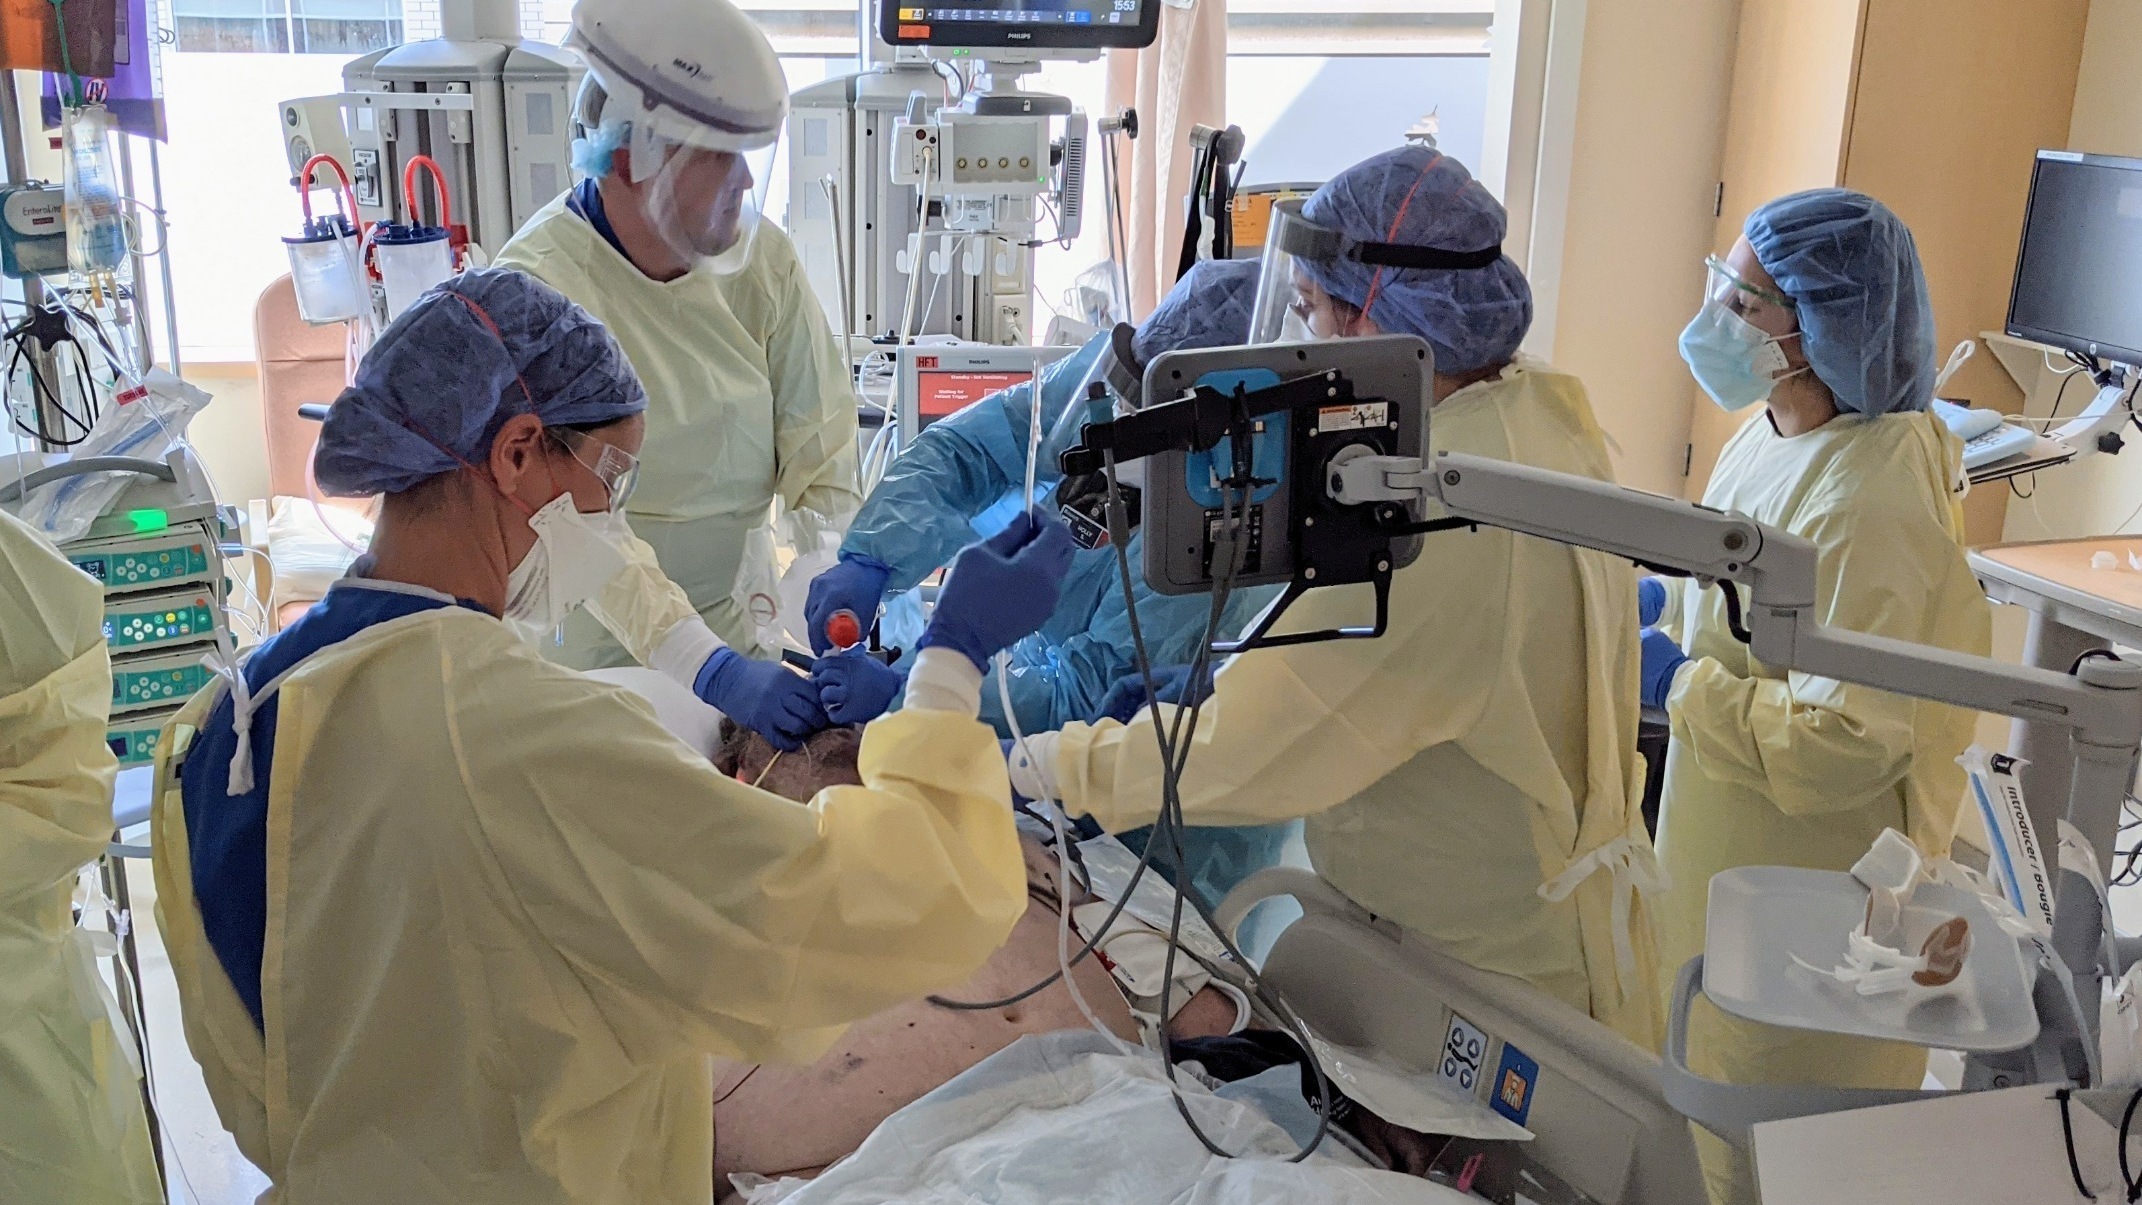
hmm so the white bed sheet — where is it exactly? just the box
[733,1031,1476,1205]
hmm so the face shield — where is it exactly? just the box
[1246,199,1506,343]
[570,30,786,276]
[637,137,780,275]
[1247,199,1314,345]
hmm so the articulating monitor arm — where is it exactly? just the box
[1339,448,2142,1078]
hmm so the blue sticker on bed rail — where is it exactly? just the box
[1490,1041,1539,1127]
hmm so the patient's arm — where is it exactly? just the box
[713,836,1141,1184]
[709,724,1239,1191]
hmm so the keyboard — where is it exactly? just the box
[1962,422,2037,469]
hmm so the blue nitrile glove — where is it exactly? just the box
[804,553,893,654]
[1091,664,1216,724]
[1638,577,1668,627]
[695,648,830,752]
[811,648,907,725]
[919,509,1078,671]
[1640,628,1690,711]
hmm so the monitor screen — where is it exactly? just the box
[882,0,1158,50]
[2008,151,2142,366]
[915,368,1033,428]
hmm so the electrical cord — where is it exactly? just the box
[934,445,1337,1162]
[1097,448,1336,1163]
[2050,359,2092,425]
[5,303,106,446]
[1719,580,1753,645]
[2059,1087,2098,1200]
[2120,1084,2142,1201]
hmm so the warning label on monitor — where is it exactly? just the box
[1317,402,1390,433]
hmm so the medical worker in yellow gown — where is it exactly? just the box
[496,0,858,669]
[1645,188,1992,1205]
[0,508,161,1204]
[152,268,1073,1204]
[1009,144,1664,1050]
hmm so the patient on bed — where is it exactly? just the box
[708,721,1245,1193]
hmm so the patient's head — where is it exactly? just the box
[715,720,865,803]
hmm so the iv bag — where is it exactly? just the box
[62,104,126,282]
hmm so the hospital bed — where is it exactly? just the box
[593,662,1704,1203]
[1217,870,1708,1205]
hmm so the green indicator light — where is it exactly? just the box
[127,509,170,534]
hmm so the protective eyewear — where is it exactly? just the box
[1704,255,1792,310]
[1248,200,1504,344]
[552,429,641,512]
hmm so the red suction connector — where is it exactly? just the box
[824,609,863,651]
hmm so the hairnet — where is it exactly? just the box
[1132,257,1260,365]
[1299,145,1531,374]
[314,267,647,496]
[1744,189,1935,416]
[572,118,630,180]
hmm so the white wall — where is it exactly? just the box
[1525,0,1740,497]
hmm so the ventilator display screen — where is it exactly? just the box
[2009,151,2142,366]
[882,0,1158,50]
[915,369,1031,428]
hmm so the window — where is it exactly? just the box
[536,2,1493,59]
[172,0,403,54]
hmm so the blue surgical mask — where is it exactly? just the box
[1679,299,1802,412]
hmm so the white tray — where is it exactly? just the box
[1703,867,2039,1053]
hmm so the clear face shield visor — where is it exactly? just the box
[1247,200,1318,345]
[575,70,781,277]
[637,134,780,277]
[1247,201,1509,344]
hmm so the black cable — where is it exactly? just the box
[2112,843,2142,889]
[5,310,100,447]
[1105,450,1336,1163]
[2120,1085,2142,1201]
[2012,474,2037,500]
[1719,580,1752,645]
[2074,648,2123,675]
[945,434,1337,1162]
[2049,358,2093,424]
[2059,1088,2098,1200]
[930,58,961,100]
[713,1063,762,1106]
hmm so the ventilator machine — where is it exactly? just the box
[788,1,1154,349]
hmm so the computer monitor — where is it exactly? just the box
[879,0,1159,52]
[2007,150,2142,367]
[896,343,1079,443]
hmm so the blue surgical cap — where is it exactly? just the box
[315,268,647,496]
[1133,257,1260,365]
[1300,145,1531,374]
[1744,189,1935,416]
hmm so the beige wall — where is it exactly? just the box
[180,365,271,511]
[1846,0,2090,548]
[1536,0,1741,497]
[1682,0,1864,503]
[2003,0,2142,545]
